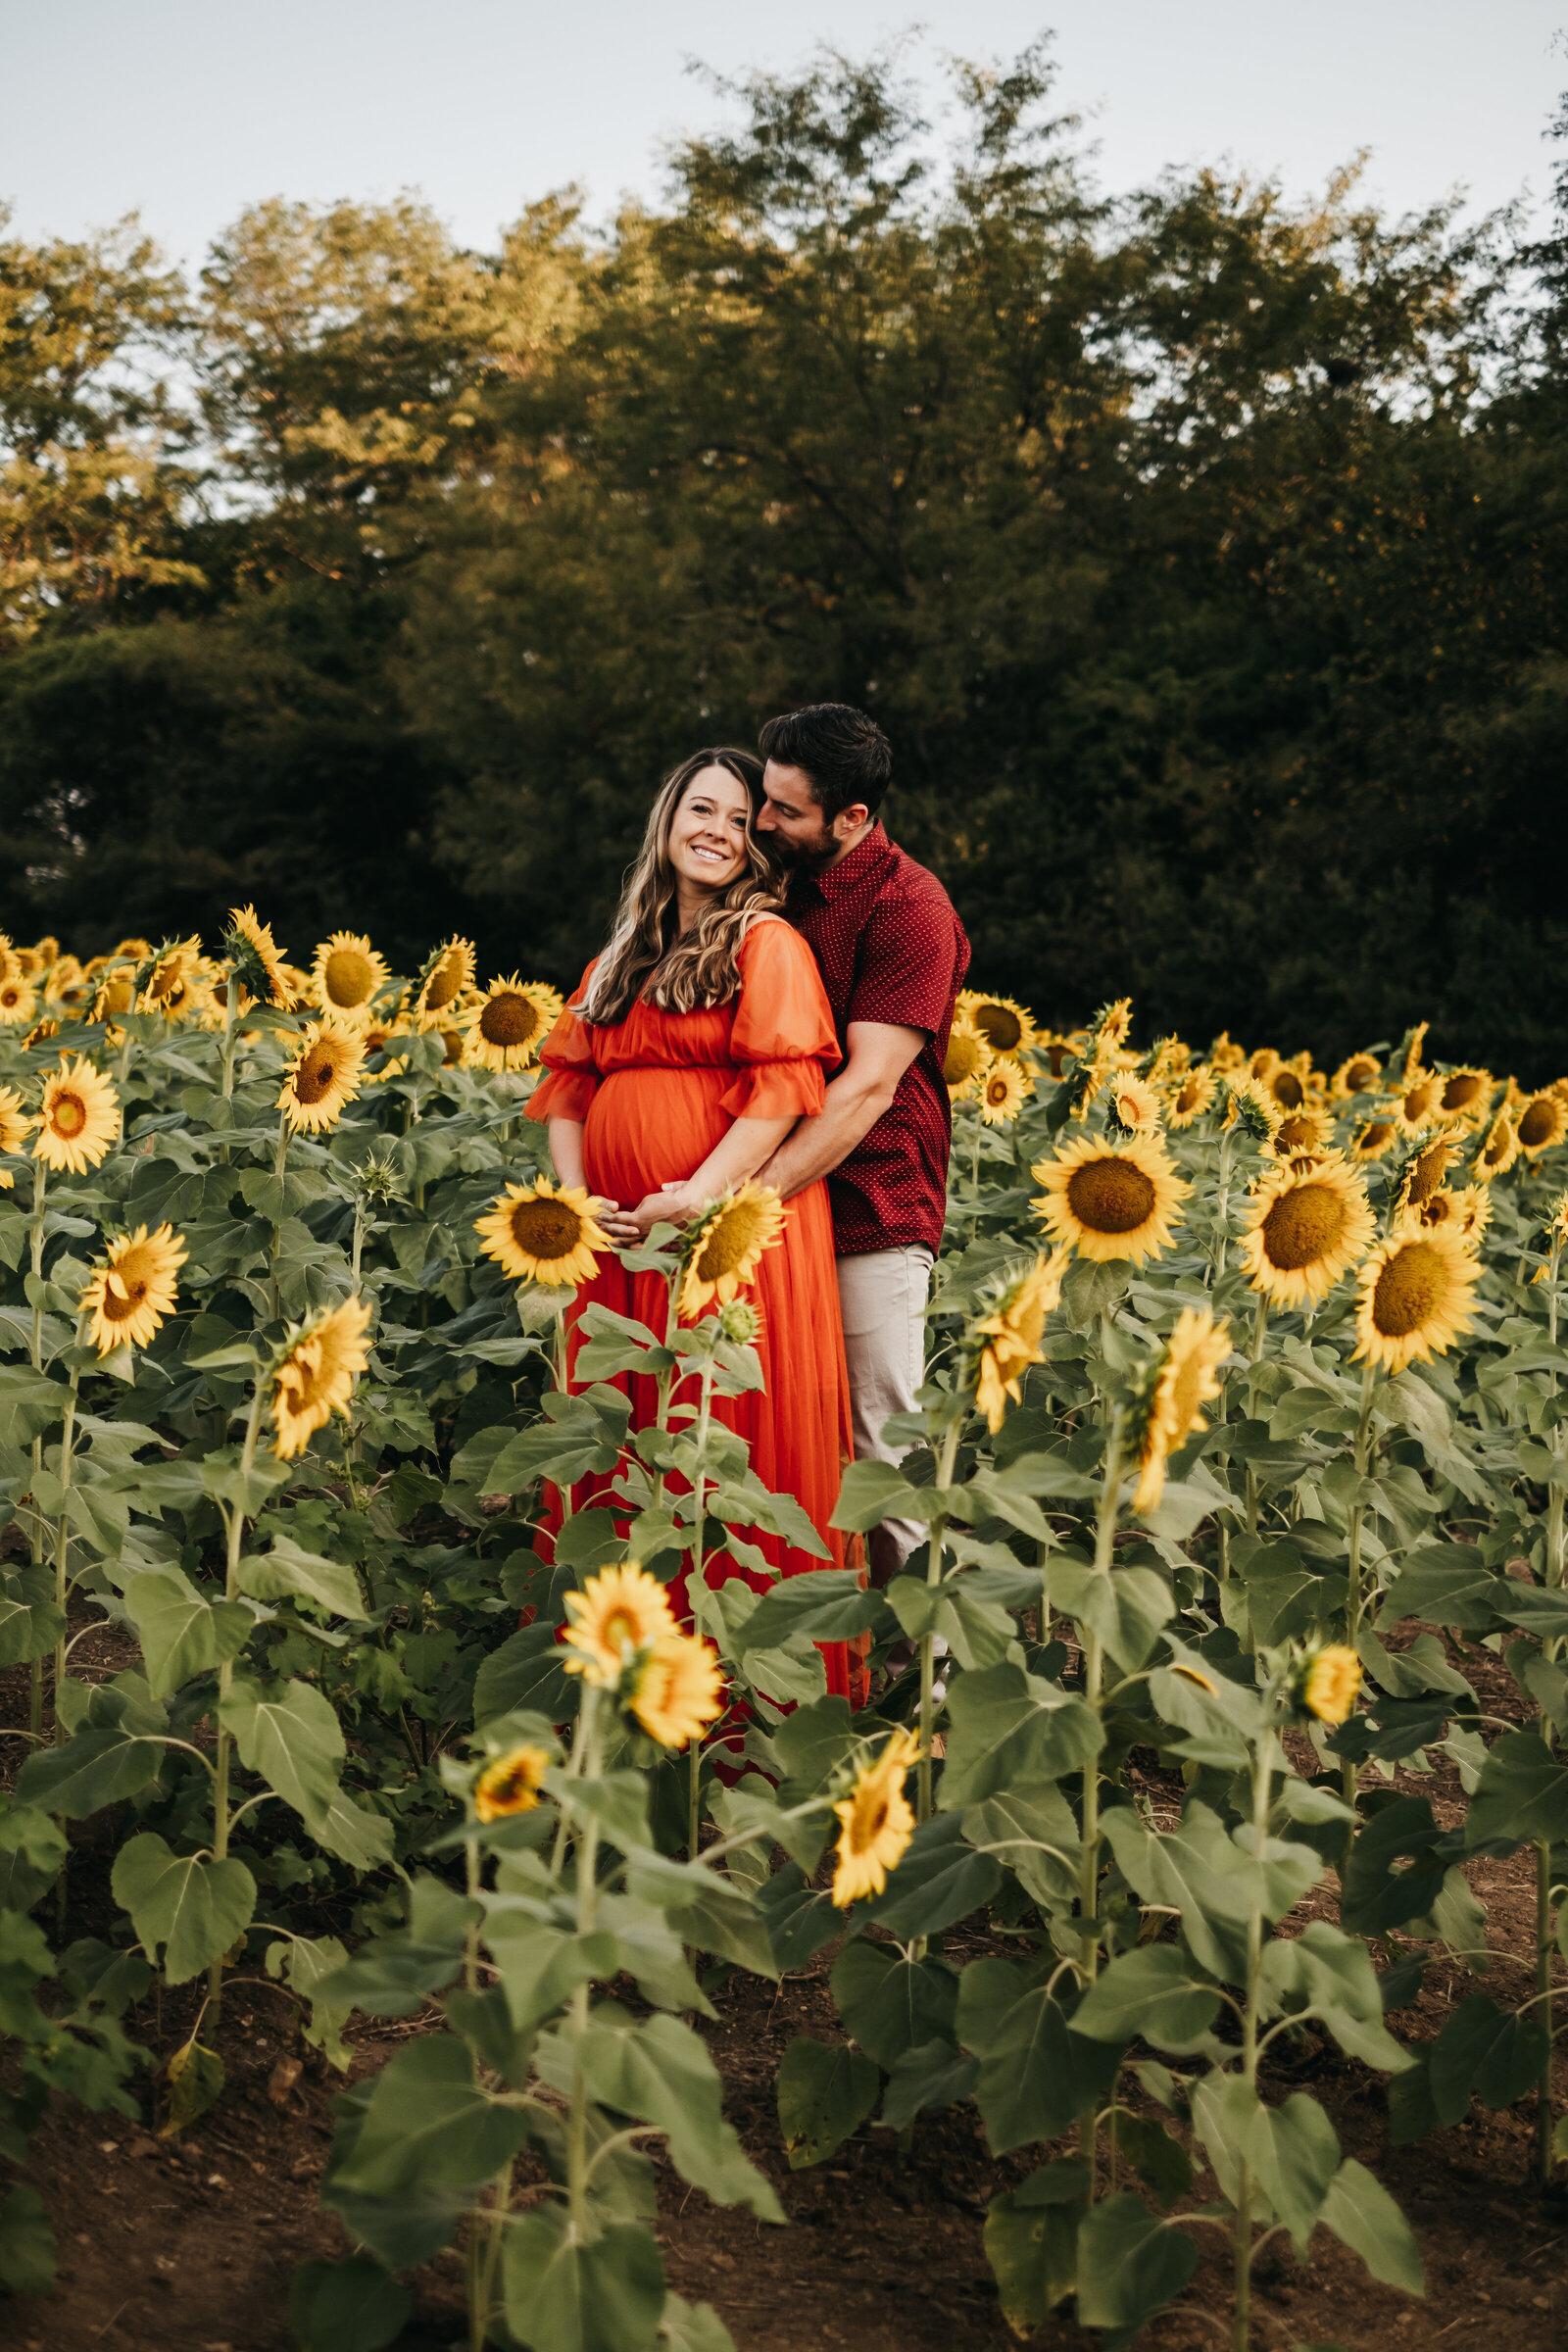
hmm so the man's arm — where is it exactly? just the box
[758,1019,925,1200]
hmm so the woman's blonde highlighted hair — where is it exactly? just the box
[575,749,783,1026]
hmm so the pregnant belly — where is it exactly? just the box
[583,1066,733,1203]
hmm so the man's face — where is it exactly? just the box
[758,760,858,871]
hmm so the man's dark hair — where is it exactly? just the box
[758,703,893,822]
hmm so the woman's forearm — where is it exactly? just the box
[547,1115,590,1192]
[684,1115,797,1200]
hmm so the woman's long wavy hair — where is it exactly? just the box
[574,749,785,1026]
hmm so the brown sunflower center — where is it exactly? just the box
[1046,1042,1071,1076]
[424,954,464,1011]
[292,1048,340,1104]
[1442,1073,1485,1111]
[1261,1182,1346,1270]
[440,1028,465,1064]
[986,1074,1012,1104]
[857,1794,890,1846]
[1357,1122,1394,1152]
[1402,1082,1438,1123]
[1347,1057,1378,1090]
[945,1034,984,1085]
[480,993,540,1049]
[1518,1098,1557,1150]
[1176,1077,1202,1113]
[50,1092,86,1136]
[1275,1113,1318,1151]
[100,1270,146,1323]
[1371,1242,1446,1338]
[603,1607,638,1648]
[696,1202,767,1279]
[973,1004,1022,1051]
[510,1199,583,1258]
[1271,1070,1305,1108]
[324,948,375,1006]
[1408,1145,1450,1205]
[482,1762,537,1810]
[1065,1157,1156,1235]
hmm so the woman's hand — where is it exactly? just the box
[588,1196,644,1248]
[624,1182,707,1241]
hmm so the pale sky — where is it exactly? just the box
[4,0,1564,268]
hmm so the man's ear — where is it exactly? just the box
[832,802,871,841]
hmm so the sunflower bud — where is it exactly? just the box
[716,1298,762,1345]
[1293,1643,1362,1727]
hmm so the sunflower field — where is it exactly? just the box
[2,919,1568,2352]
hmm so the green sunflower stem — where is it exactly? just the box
[1547,1244,1563,1591]
[207,1382,265,2027]
[220,973,239,1102]
[1233,1720,1276,2352]
[1243,1290,1269,1564]
[1340,1359,1379,1837]
[1210,1126,1235,1288]
[26,1158,48,1739]
[266,1109,290,1325]
[1537,1839,1557,2186]
[1076,1413,1124,2189]
[916,1417,963,1829]
[52,1349,82,1741]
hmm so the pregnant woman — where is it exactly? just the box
[526,748,858,1697]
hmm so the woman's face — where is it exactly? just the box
[666,764,754,896]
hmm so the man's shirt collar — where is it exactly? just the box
[799,820,893,903]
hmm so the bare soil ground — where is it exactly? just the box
[5,1618,1565,2352]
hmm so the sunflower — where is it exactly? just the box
[1270,1108,1327,1156]
[34,1057,120,1173]
[1297,1644,1362,1727]
[137,939,201,1019]
[1437,1066,1493,1124]
[434,1015,471,1068]
[1349,1116,1398,1163]
[1351,1225,1480,1376]
[831,1728,920,1908]
[1249,1048,1281,1085]
[464,976,564,1073]
[271,1296,374,1460]
[223,906,292,1009]
[1239,1157,1376,1307]
[1448,1184,1492,1246]
[0,1085,33,1188]
[0,974,36,1025]
[1265,1054,1315,1113]
[1132,1306,1232,1513]
[1105,1073,1162,1135]
[114,936,152,961]
[42,954,83,1006]
[943,1010,994,1099]
[311,931,390,1023]
[1033,1132,1189,1266]
[277,1020,367,1134]
[1394,1073,1445,1137]
[1330,1052,1382,1101]
[1515,1090,1568,1160]
[978,1059,1030,1126]
[629,1633,726,1749]
[678,1182,787,1317]
[1208,1032,1247,1074]
[413,937,477,1023]
[1396,1022,1430,1085]
[78,1225,186,1355]
[158,963,219,1026]
[473,1744,551,1822]
[90,966,138,1025]
[1474,1108,1519,1182]
[1039,1031,1083,1079]
[969,1250,1071,1432]
[1167,1063,1215,1128]
[1222,1077,1284,1144]
[1394,1131,1462,1216]
[960,992,1039,1057]
[0,932,15,982]
[474,1178,612,1287]
[562,1563,679,1689]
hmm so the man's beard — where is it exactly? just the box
[766,823,837,876]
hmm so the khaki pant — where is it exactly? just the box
[836,1243,934,1589]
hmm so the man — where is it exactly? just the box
[755,703,970,1591]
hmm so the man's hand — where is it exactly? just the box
[760,1019,925,1200]
[622,1182,706,1241]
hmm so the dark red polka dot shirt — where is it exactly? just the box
[787,822,970,1257]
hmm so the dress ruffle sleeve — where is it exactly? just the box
[718,920,843,1119]
[525,961,601,1125]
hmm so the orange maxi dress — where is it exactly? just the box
[525,919,859,1698]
